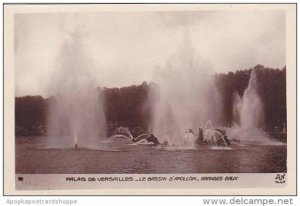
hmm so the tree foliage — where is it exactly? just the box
[15,65,286,136]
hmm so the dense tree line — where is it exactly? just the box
[215,65,286,132]
[102,81,151,130]
[15,65,286,136]
[15,95,48,136]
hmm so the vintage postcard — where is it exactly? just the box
[3,4,296,195]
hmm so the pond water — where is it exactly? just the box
[15,136,286,174]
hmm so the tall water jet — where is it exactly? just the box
[149,30,221,146]
[229,69,272,144]
[233,70,264,130]
[47,31,107,148]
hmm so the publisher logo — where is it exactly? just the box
[275,174,286,184]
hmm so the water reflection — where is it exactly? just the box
[16,136,286,174]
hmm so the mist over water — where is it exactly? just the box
[47,32,106,148]
[229,70,273,144]
[149,31,221,146]
[44,29,278,148]
[233,70,264,130]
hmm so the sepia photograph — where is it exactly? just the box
[3,3,296,195]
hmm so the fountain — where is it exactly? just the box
[228,70,274,144]
[203,129,228,146]
[110,127,159,145]
[47,31,107,148]
[149,30,221,146]
[112,127,134,140]
[233,70,264,130]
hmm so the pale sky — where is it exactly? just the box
[15,10,285,97]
